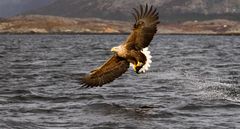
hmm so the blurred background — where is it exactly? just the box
[0,0,240,34]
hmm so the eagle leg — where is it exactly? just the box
[137,61,144,67]
[133,61,145,74]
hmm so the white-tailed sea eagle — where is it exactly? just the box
[81,4,159,87]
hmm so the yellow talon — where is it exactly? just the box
[133,62,144,74]
[133,64,137,72]
[137,62,143,67]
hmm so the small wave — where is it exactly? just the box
[7,93,70,103]
[177,103,240,111]
[9,108,62,114]
[83,103,157,117]
[105,94,134,99]
[212,63,240,68]
[3,120,43,129]
[0,89,31,95]
[83,103,124,111]
[91,122,121,129]
[148,110,175,118]
[75,93,104,100]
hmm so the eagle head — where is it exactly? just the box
[111,46,120,53]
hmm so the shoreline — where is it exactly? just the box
[0,32,239,36]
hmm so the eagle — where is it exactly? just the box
[80,4,159,87]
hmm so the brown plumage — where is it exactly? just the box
[81,55,129,87]
[126,4,159,50]
[81,4,159,87]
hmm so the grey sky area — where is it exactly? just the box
[0,0,239,22]
[0,0,53,17]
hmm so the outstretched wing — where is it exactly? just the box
[125,4,159,50]
[80,55,129,87]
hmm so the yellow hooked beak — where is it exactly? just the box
[111,48,114,52]
[111,47,116,52]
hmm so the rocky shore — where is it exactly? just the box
[0,15,239,35]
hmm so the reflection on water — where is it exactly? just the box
[0,34,240,129]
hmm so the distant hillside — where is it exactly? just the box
[25,0,240,23]
[0,15,239,35]
[0,15,130,34]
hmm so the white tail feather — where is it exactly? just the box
[130,47,152,73]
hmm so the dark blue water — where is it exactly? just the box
[0,35,240,129]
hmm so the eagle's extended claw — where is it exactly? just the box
[134,62,144,74]
[133,65,137,72]
[137,62,144,67]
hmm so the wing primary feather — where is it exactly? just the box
[82,84,88,88]
[155,13,159,19]
[151,8,157,16]
[144,4,148,17]
[147,5,153,16]
[131,12,137,21]
[80,80,87,88]
[140,5,143,18]
[133,8,140,20]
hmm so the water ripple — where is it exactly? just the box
[0,35,239,129]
